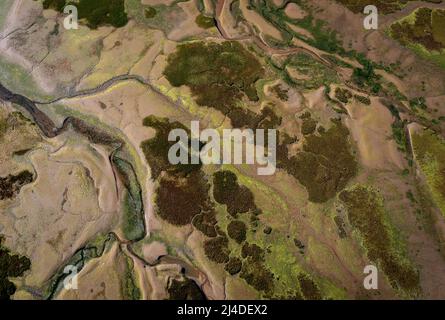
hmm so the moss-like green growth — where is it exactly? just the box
[390,8,445,51]
[389,7,445,67]
[297,273,322,300]
[141,115,200,180]
[240,257,274,293]
[225,257,243,275]
[270,84,289,101]
[334,87,352,104]
[0,170,33,200]
[213,170,257,216]
[195,14,215,29]
[339,185,420,297]
[352,60,382,94]
[354,94,371,105]
[0,113,7,138]
[0,236,31,300]
[168,277,206,300]
[141,116,216,228]
[334,215,347,238]
[241,242,265,262]
[204,235,230,264]
[280,120,357,203]
[164,41,264,114]
[144,7,157,19]
[122,256,141,300]
[285,53,339,89]
[114,156,145,241]
[66,118,120,146]
[43,0,128,29]
[301,117,317,135]
[412,130,445,217]
[227,220,247,244]
[156,171,213,226]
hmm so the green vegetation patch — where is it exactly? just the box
[279,119,357,203]
[141,116,217,228]
[225,257,243,275]
[164,41,264,114]
[335,87,353,104]
[114,156,145,242]
[141,115,200,179]
[412,130,445,217]
[204,235,230,264]
[0,236,31,300]
[122,256,141,300]
[195,14,215,29]
[144,6,157,19]
[227,220,247,244]
[240,256,274,293]
[389,8,445,67]
[156,171,213,226]
[248,1,343,53]
[354,94,371,105]
[301,117,317,135]
[168,277,206,300]
[43,0,128,29]
[297,273,322,300]
[213,170,257,216]
[352,60,382,94]
[270,84,289,101]
[285,53,339,90]
[339,185,420,297]
[0,170,34,200]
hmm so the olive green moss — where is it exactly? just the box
[203,235,230,264]
[279,119,357,203]
[0,170,33,200]
[0,236,31,300]
[284,53,339,90]
[339,185,420,297]
[195,14,215,29]
[144,7,157,19]
[354,94,371,105]
[114,156,145,241]
[297,273,322,300]
[270,84,289,101]
[225,257,243,275]
[122,256,141,300]
[301,117,317,135]
[164,41,264,115]
[168,277,206,300]
[334,87,352,104]
[141,115,200,179]
[212,170,257,216]
[390,8,445,52]
[156,171,214,226]
[412,130,445,217]
[240,257,274,293]
[227,220,247,244]
[141,116,217,229]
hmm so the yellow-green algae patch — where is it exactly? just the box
[412,130,445,217]
[339,185,420,298]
